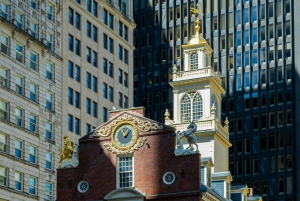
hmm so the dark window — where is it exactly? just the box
[109,86,114,102]
[108,62,113,77]
[86,0,91,12]
[118,69,123,84]
[103,58,108,74]
[261,136,266,151]
[86,47,91,63]
[75,39,80,56]
[92,76,97,92]
[108,13,114,29]
[68,8,74,24]
[92,26,98,42]
[68,88,73,105]
[118,45,123,60]
[124,72,128,87]
[103,9,107,24]
[103,34,108,49]
[75,12,81,29]
[245,138,250,153]
[68,114,73,131]
[269,135,275,149]
[68,61,74,78]
[237,118,242,132]
[86,72,91,89]
[74,91,80,108]
[119,21,123,37]
[119,92,123,108]
[86,98,91,114]
[74,117,80,134]
[103,107,108,122]
[103,83,107,98]
[68,35,74,51]
[92,101,97,118]
[86,21,91,37]
[92,0,98,17]
[108,38,114,53]
[74,65,80,82]
[253,159,259,174]
[92,51,97,67]
[124,49,128,64]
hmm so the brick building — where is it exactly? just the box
[57,107,205,201]
[56,13,262,201]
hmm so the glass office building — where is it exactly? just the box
[134,0,299,200]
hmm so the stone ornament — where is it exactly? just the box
[26,39,31,48]
[58,136,79,168]
[82,0,86,6]
[174,121,199,156]
[90,113,163,138]
[12,31,16,40]
[42,49,46,57]
[104,137,147,155]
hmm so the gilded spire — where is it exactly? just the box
[190,4,202,37]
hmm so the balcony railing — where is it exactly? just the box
[173,67,222,84]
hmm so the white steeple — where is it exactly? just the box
[166,16,231,173]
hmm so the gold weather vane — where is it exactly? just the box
[190,4,203,36]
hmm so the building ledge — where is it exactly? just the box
[0,84,39,107]
[0,185,39,200]
[0,118,40,138]
[0,151,40,169]
[0,16,63,61]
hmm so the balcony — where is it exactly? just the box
[172,67,222,84]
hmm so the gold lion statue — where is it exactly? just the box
[59,136,77,166]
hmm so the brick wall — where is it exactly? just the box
[57,119,202,200]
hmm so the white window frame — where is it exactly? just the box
[30,0,37,9]
[0,34,9,54]
[180,92,203,123]
[30,21,37,37]
[46,3,53,21]
[0,165,8,186]
[190,52,198,70]
[46,91,53,110]
[46,152,53,169]
[15,12,23,28]
[46,62,53,80]
[15,171,23,191]
[0,132,7,153]
[30,83,38,102]
[15,75,24,95]
[29,113,37,133]
[0,66,8,87]
[28,176,37,195]
[117,155,134,188]
[45,182,53,201]
[15,139,23,158]
[29,145,37,164]
[15,107,24,127]
[1,3,8,19]
[46,32,53,49]
[46,121,53,139]
[16,43,24,63]
[30,51,38,70]
[0,99,8,120]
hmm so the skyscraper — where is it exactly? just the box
[0,0,63,200]
[134,0,299,200]
[62,0,135,144]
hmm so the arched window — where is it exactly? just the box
[180,92,203,123]
[181,94,191,123]
[211,94,218,118]
[190,52,198,70]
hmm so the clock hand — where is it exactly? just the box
[121,129,126,137]
[124,128,131,138]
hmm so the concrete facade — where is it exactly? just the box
[62,0,136,144]
[0,0,63,200]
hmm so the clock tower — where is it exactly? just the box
[166,17,231,173]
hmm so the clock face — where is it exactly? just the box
[112,122,138,150]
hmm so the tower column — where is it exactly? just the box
[173,90,179,122]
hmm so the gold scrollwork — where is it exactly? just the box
[90,114,163,138]
[104,137,147,155]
